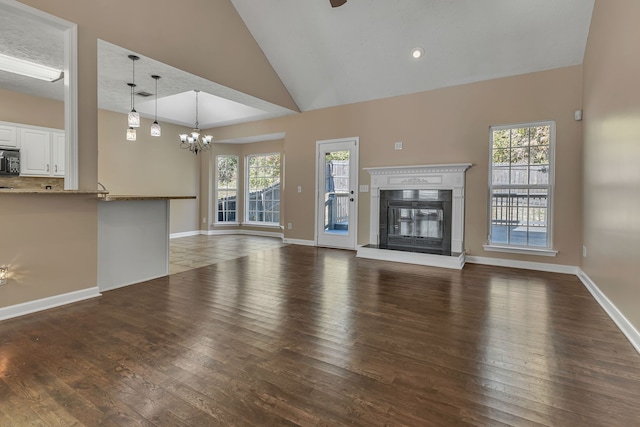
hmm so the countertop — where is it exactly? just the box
[0,189,195,201]
[0,188,108,195]
[99,195,197,201]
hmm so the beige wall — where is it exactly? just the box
[2,0,295,310]
[0,195,97,307]
[0,88,64,129]
[98,109,199,234]
[203,140,285,233]
[211,66,584,266]
[582,0,640,329]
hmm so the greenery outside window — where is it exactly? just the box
[486,122,557,256]
[246,153,281,225]
[216,155,238,223]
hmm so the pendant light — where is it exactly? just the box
[126,83,137,141]
[150,75,162,137]
[127,54,140,128]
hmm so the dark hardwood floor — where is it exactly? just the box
[1,245,639,426]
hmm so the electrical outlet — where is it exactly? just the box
[297,186,302,193]
[288,223,292,230]
[394,141,403,150]
[202,217,206,224]
[583,245,587,258]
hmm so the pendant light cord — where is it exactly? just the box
[154,77,158,120]
[195,90,199,129]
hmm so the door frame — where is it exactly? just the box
[315,137,359,250]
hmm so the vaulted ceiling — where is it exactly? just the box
[231,0,595,112]
[1,1,595,129]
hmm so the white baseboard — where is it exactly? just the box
[202,229,284,239]
[466,255,578,275]
[283,238,316,246]
[169,230,201,239]
[577,269,640,354]
[0,287,101,321]
[99,273,168,293]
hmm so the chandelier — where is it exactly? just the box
[179,90,212,155]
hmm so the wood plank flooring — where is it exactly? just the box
[1,244,640,426]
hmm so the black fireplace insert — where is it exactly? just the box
[379,189,452,255]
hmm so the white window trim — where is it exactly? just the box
[241,222,284,230]
[245,152,281,226]
[214,154,239,225]
[483,244,558,257]
[213,222,240,227]
[487,121,556,256]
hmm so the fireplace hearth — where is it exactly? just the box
[357,163,471,270]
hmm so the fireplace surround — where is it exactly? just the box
[357,163,471,269]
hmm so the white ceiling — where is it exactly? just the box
[96,40,295,129]
[1,1,595,131]
[231,0,596,112]
[0,4,64,101]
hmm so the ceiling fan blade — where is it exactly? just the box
[330,0,347,7]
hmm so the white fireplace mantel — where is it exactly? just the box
[358,163,471,269]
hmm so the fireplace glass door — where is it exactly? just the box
[379,190,452,255]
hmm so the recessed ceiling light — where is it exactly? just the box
[411,47,424,59]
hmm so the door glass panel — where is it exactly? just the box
[323,150,350,235]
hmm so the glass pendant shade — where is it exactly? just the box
[126,127,136,141]
[128,110,140,128]
[151,121,161,137]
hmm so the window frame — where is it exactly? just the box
[244,152,281,226]
[484,121,558,257]
[214,154,239,225]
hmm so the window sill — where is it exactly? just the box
[213,222,239,227]
[241,222,283,230]
[483,244,558,257]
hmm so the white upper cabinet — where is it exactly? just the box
[52,132,65,177]
[0,122,65,177]
[20,128,51,176]
[0,125,18,148]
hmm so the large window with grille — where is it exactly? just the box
[246,153,281,225]
[488,122,554,250]
[215,155,238,223]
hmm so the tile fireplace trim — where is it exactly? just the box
[361,163,471,269]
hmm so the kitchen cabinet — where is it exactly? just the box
[52,132,65,177]
[0,124,18,148]
[20,128,65,177]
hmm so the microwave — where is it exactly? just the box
[0,149,20,175]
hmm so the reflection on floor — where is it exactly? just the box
[169,234,286,274]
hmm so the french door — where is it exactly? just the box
[316,137,358,249]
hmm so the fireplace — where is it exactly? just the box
[380,190,452,255]
[357,163,471,269]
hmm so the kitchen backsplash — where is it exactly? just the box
[0,176,64,190]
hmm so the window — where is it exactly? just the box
[215,155,238,223]
[246,153,281,225]
[487,122,556,255]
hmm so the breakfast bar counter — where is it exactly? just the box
[97,195,196,292]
